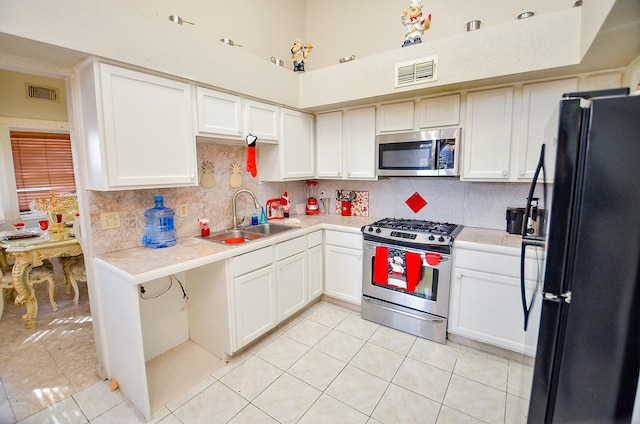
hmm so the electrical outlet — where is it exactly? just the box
[179,204,188,218]
[100,212,120,230]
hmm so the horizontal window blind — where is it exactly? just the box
[10,131,76,212]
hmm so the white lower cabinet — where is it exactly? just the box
[232,246,277,349]
[308,231,323,300]
[276,236,308,321]
[449,245,543,356]
[324,230,363,305]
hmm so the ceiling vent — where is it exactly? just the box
[25,84,59,102]
[394,55,438,88]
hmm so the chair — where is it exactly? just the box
[61,219,87,305]
[1,250,57,320]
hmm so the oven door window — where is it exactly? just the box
[372,247,439,301]
[378,141,435,171]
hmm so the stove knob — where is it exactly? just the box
[375,228,382,234]
[368,226,374,232]
[428,235,435,241]
[438,236,445,242]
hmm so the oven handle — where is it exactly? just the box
[363,297,445,323]
[363,241,449,268]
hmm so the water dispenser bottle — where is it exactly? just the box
[142,196,176,248]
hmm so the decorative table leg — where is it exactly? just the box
[11,253,38,330]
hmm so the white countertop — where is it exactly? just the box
[455,226,526,255]
[95,214,377,284]
[95,217,523,284]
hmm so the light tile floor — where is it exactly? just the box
[1,273,534,424]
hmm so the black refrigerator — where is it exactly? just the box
[526,89,640,423]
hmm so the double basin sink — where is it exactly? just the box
[203,223,296,245]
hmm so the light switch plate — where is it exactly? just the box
[100,212,120,230]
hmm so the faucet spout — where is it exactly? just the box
[232,189,261,229]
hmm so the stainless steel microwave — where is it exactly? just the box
[376,128,461,177]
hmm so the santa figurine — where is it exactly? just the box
[401,0,431,47]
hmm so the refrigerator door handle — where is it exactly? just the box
[520,240,544,331]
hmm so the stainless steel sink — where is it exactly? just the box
[242,223,296,236]
[204,229,265,244]
[201,223,295,245]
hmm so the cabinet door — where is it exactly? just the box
[196,87,243,137]
[234,265,277,349]
[324,244,362,305]
[82,62,197,190]
[462,87,514,180]
[517,78,577,181]
[449,268,541,356]
[308,244,323,300]
[280,108,315,179]
[417,94,461,128]
[377,102,414,133]
[316,111,343,178]
[277,252,308,321]
[245,100,279,143]
[344,107,376,180]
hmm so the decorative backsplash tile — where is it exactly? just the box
[335,190,369,216]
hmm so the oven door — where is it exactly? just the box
[362,240,451,317]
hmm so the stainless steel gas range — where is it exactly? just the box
[361,218,463,344]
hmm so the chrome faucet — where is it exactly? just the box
[232,189,261,229]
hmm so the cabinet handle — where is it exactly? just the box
[347,171,351,176]
[519,171,525,176]
[502,171,507,176]
[455,272,462,278]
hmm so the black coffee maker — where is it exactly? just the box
[506,207,525,234]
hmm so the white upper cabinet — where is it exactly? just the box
[462,87,514,180]
[316,111,343,178]
[258,108,315,181]
[344,107,376,180]
[245,100,279,143]
[517,78,578,181]
[196,87,243,138]
[377,102,414,133]
[376,94,460,134]
[75,60,197,191]
[417,94,461,128]
[317,107,376,180]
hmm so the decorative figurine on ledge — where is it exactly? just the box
[401,0,431,47]
[291,39,313,72]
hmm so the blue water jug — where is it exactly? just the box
[142,196,176,248]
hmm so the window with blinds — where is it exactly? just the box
[10,131,76,212]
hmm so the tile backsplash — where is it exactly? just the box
[88,143,535,255]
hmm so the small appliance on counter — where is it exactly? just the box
[506,205,545,236]
[304,181,319,215]
[506,207,525,234]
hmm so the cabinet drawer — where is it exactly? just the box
[233,246,274,277]
[276,236,306,261]
[307,230,323,248]
[325,230,362,250]
[454,248,544,281]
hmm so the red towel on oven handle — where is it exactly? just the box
[405,252,421,292]
[373,246,389,285]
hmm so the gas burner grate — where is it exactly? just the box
[371,218,460,236]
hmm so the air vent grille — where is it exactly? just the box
[394,56,438,87]
[26,84,59,102]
